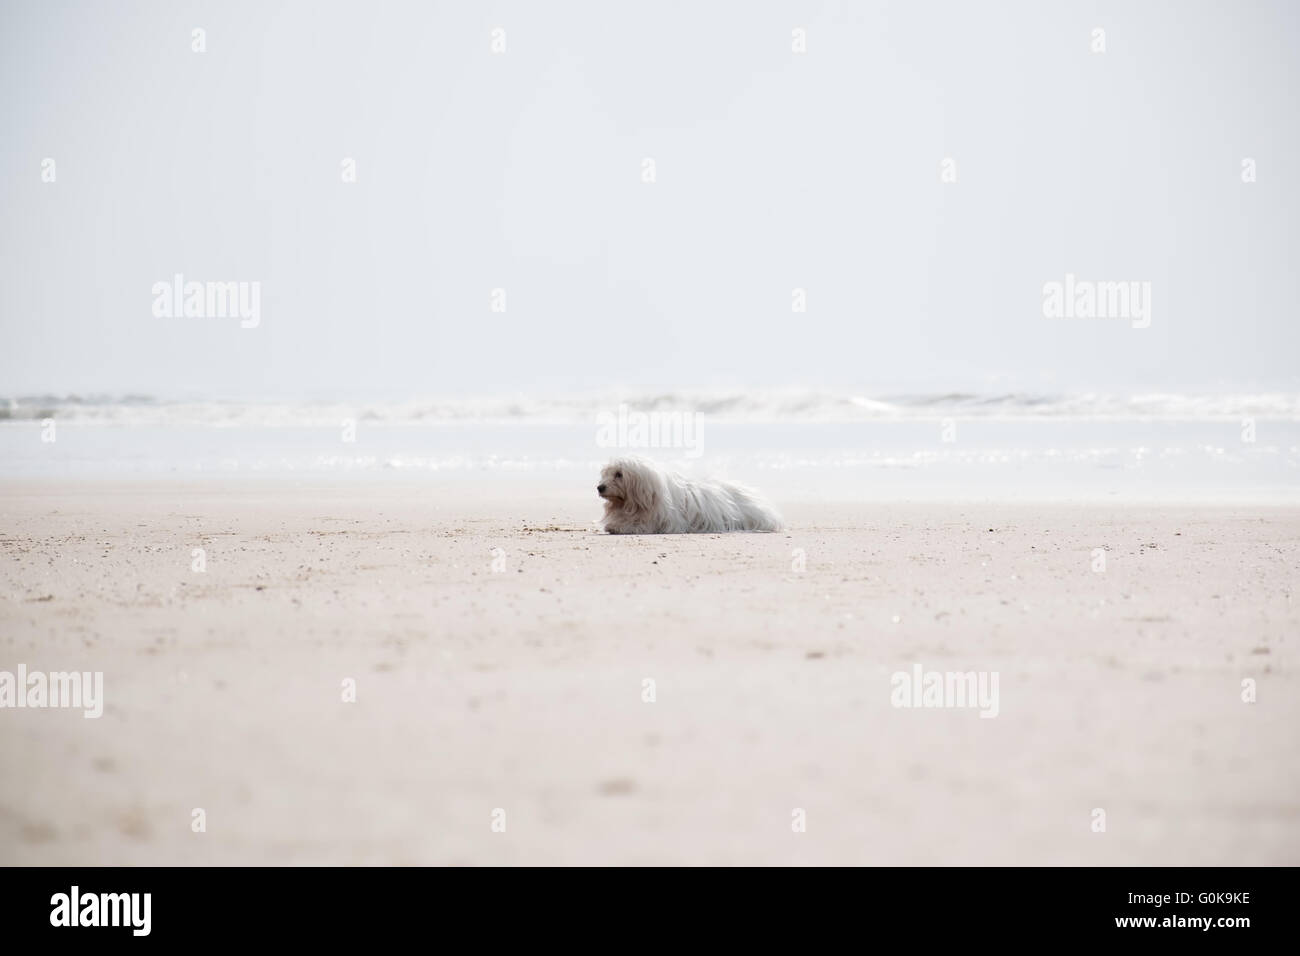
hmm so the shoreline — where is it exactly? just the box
[2,476,1297,506]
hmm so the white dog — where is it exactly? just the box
[597,456,783,534]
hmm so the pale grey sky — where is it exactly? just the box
[2,0,1297,399]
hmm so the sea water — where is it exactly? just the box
[1,390,1296,502]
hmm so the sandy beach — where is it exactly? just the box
[1,479,1296,866]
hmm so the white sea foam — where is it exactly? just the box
[2,389,1297,426]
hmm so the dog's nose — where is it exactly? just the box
[597,484,607,494]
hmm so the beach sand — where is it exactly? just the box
[1,480,1296,865]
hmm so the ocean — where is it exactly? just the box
[2,390,1297,501]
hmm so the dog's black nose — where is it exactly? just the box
[597,484,607,494]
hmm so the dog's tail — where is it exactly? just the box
[730,483,784,532]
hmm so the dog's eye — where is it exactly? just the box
[615,471,622,479]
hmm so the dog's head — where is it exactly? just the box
[597,457,662,517]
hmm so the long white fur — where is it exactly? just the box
[597,456,783,534]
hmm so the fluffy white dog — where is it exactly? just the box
[597,456,783,534]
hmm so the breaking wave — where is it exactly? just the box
[2,389,1297,426]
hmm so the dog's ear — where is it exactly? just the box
[620,461,659,516]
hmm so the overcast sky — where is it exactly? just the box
[2,0,1297,399]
